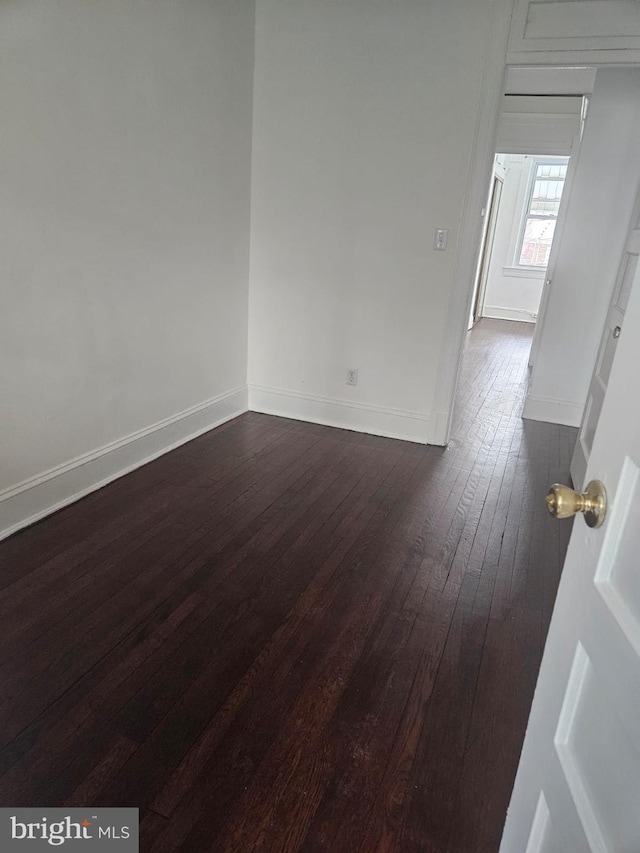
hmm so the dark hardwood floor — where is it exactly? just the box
[0,319,576,852]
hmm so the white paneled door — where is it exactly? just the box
[501,195,640,850]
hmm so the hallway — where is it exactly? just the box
[0,320,576,852]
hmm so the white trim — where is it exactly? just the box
[522,392,584,427]
[482,305,538,323]
[0,386,248,541]
[507,49,640,66]
[502,265,546,279]
[428,411,451,447]
[248,384,434,445]
[431,0,514,446]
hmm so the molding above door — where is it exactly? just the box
[508,0,640,65]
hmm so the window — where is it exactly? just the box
[517,159,568,268]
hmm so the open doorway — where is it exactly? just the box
[460,147,573,436]
[448,81,588,436]
[471,153,569,328]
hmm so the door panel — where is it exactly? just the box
[524,794,563,853]
[555,641,640,852]
[595,457,640,656]
[614,251,638,312]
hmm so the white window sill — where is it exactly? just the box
[502,265,546,279]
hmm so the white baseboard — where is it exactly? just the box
[0,385,248,541]
[248,384,434,445]
[522,393,584,427]
[428,411,450,446]
[481,305,537,323]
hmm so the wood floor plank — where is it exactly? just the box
[0,319,576,852]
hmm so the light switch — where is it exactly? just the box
[434,228,449,251]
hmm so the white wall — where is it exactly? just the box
[523,68,640,427]
[0,0,255,538]
[481,155,553,324]
[248,0,505,444]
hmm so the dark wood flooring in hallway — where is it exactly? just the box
[0,319,577,852]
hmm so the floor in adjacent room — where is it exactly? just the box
[0,319,577,852]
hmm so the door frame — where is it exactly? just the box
[431,51,640,446]
[428,0,511,445]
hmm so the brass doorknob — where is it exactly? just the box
[546,480,607,528]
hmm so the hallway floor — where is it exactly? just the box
[0,319,577,852]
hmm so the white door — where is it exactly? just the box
[501,210,640,851]
[527,148,578,370]
[571,190,640,490]
[471,173,503,327]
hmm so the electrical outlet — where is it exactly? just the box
[346,368,358,386]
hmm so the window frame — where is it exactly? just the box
[515,156,569,270]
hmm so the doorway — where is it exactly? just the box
[439,77,588,441]
[470,153,570,332]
